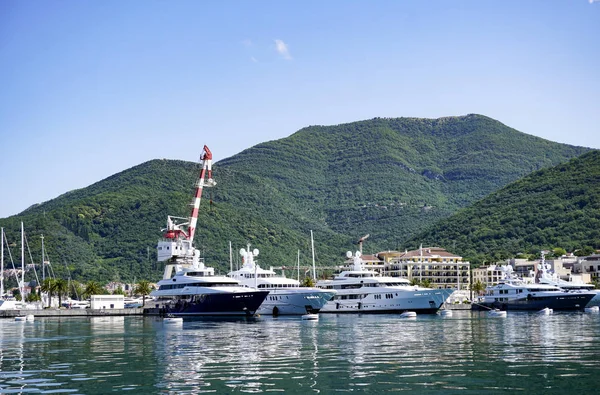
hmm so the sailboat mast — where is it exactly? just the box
[310,230,316,280]
[1,227,4,297]
[41,234,45,282]
[297,249,300,281]
[21,222,25,297]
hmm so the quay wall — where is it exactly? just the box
[0,308,144,318]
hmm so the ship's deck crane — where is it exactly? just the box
[357,234,370,254]
[157,145,216,267]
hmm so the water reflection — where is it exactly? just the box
[1,312,600,394]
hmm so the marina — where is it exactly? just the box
[227,245,336,315]
[1,311,600,394]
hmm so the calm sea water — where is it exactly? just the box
[1,311,599,394]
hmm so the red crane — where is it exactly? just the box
[158,145,215,263]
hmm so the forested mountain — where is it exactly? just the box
[0,114,591,283]
[405,149,600,264]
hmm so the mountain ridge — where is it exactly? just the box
[0,114,591,283]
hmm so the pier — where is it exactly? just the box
[0,308,145,318]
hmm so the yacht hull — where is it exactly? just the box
[475,293,595,311]
[162,291,269,316]
[320,289,452,314]
[257,290,336,315]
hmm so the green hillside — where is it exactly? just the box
[0,114,590,283]
[405,150,600,264]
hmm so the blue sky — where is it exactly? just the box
[1,0,599,218]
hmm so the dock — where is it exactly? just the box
[0,308,146,318]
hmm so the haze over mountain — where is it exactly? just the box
[0,114,591,283]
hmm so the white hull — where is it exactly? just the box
[320,289,449,314]
[256,289,335,315]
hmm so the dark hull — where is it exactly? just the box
[163,291,269,316]
[475,293,595,311]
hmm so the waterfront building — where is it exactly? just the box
[90,294,124,309]
[572,254,600,283]
[472,265,505,287]
[378,247,470,290]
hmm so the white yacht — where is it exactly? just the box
[533,253,599,295]
[477,266,595,311]
[227,246,336,315]
[316,251,452,314]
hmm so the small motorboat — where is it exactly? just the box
[14,316,26,322]
[439,309,453,317]
[488,309,507,317]
[585,306,599,313]
[399,311,417,319]
[538,307,553,315]
[25,314,35,321]
[301,313,319,321]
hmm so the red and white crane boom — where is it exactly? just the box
[157,145,216,264]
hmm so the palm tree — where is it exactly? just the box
[40,278,57,308]
[83,281,104,299]
[134,280,153,307]
[301,277,315,287]
[70,280,84,300]
[54,279,69,308]
[471,280,486,296]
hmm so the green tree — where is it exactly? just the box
[113,286,126,296]
[69,281,84,300]
[133,280,152,307]
[54,279,69,308]
[83,281,104,298]
[40,278,57,308]
[471,280,486,296]
[301,277,315,287]
[575,246,596,257]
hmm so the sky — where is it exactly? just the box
[0,0,599,218]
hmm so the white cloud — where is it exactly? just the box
[591,0,600,4]
[274,39,292,60]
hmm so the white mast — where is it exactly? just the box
[41,234,45,282]
[1,227,4,297]
[310,230,316,280]
[229,241,233,273]
[21,222,25,297]
[297,249,300,281]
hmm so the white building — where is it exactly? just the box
[90,295,124,309]
[378,247,470,290]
